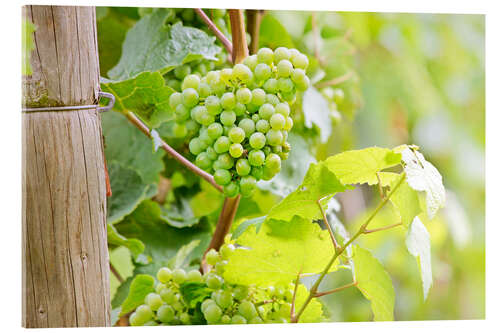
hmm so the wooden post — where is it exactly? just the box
[22,5,110,327]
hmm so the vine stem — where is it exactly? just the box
[315,71,354,89]
[314,281,357,298]
[290,271,301,322]
[228,9,249,63]
[110,263,124,284]
[246,9,264,54]
[292,173,407,322]
[317,199,340,252]
[194,8,233,55]
[124,111,223,192]
[364,222,402,234]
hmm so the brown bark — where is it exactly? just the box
[22,5,110,327]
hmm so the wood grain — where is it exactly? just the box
[22,5,110,327]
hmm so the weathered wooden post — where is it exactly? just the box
[22,5,110,327]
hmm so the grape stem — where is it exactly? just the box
[228,9,249,64]
[317,199,340,252]
[194,9,233,56]
[110,263,124,284]
[313,281,358,298]
[246,9,265,54]
[315,71,354,89]
[292,173,406,323]
[124,111,223,192]
[363,222,402,234]
[290,271,301,322]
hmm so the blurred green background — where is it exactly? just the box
[273,11,485,321]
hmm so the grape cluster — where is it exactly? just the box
[319,86,344,124]
[168,47,310,197]
[129,243,297,326]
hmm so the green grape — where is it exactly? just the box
[223,182,239,197]
[265,153,281,171]
[236,158,251,176]
[216,153,234,169]
[174,64,191,79]
[263,146,272,155]
[270,113,286,130]
[160,288,177,304]
[251,88,266,106]
[279,151,289,160]
[255,119,270,133]
[219,243,235,259]
[266,129,283,146]
[291,68,310,91]
[198,82,212,98]
[284,289,294,302]
[145,292,163,311]
[220,68,233,83]
[205,248,220,265]
[249,317,263,324]
[223,125,234,136]
[281,90,296,102]
[206,146,218,160]
[215,289,233,309]
[155,283,166,294]
[221,314,231,324]
[214,136,230,154]
[291,53,309,69]
[243,54,258,71]
[238,300,258,320]
[258,103,275,120]
[249,132,266,149]
[182,87,199,107]
[228,127,245,143]
[284,116,294,131]
[167,78,182,91]
[229,143,244,158]
[233,285,249,301]
[251,113,260,122]
[135,304,153,322]
[257,47,274,65]
[238,118,255,137]
[199,129,214,145]
[254,63,271,81]
[129,312,142,326]
[272,145,283,154]
[182,74,200,90]
[186,269,203,283]
[196,63,208,76]
[266,93,280,106]
[169,92,182,109]
[221,92,236,110]
[220,110,236,126]
[213,8,226,18]
[157,267,173,283]
[251,166,263,179]
[213,169,231,186]
[232,63,253,83]
[231,314,247,324]
[173,123,188,138]
[214,260,227,275]
[333,88,345,104]
[274,47,291,62]
[289,48,300,58]
[201,299,216,313]
[172,268,187,284]
[172,300,184,312]
[175,104,190,122]
[239,176,257,197]
[179,312,191,324]
[263,78,279,94]
[186,119,200,135]
[248,149,265,166]
[207,122,223,139]
[204,304,223,324]
[206,70,220,85]
[234,102,246,116]
[199,111,215,127]
[206,273,223,289]
[275,102,290,116]
[277,59,293,78]
[278,78,294,93]
[236,87,252,104]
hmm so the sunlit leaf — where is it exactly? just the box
[406,216,433,300]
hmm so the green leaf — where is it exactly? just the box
[353,246,395,321]
[379,172,422,227]
[101,72,175,127]
[259,14,294,49]
[400,146,445,219]
[97,11,130,77]
[107,224,145,260]
[162,197,201,228]
[325,147,402,185]
[108,9,220,80]
[295,284,324,323]
[22,18,36,75]
[302,87,332,143]
[179,283,212,308]
[224,217,337,286]
[406,217,432,300]
[106,161,153,224]
[167,240,201,269]
[232,216,266,240]
[267,162,348,222]
[119,274,155,315]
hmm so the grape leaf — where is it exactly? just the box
[400,146,445,219]
[162,197,201,229]
[96,10,130,77]
[108,9,220,80]
[179,283,212,308]
[267,162,348,222]
[167,240,201,269]
[379,172,422,227]
[406,216,433,300]
[119,274,155,316]
[295,284,324,323]
[22,18,36,76]
[302,86,332,143]
[353,246,395,321]
[101,72,175,128]
[107,223,145,260]
[232,216,266,240]
[259,13,294,49]
[224,217,337,286]
[325,147,402,185]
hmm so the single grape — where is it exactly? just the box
[172,300,184,312]
[206,146,218,160]
[172,122,188,138]
[284,116,294,131]
[214,260,227,275]
[232,285,249,301]
[169,92,183,109]
[274,47,291,62]
[239,176,257,197]
[263,78,279,94]
[251,88,266,107]
[251,113,260,123]
[266,93,280,106]
[215,289,233,309]
[175,104,190,122]
[223,182,239,197]
[179,312,191,324]
[207,122,223,140]
[234,102,246,116]
[155,283,166,294]
[206,273,223,289]
[236,87,252,104]
[201,299,216,313]
[275,102,290,116]
[174,64,191,79]
[236,158,251,176]
[257,47,274,65]
[205,248,221,265]
[181,74,200,90]
[199,112,215,127]
[258,103,275,120]
[291,68,309,91]
[238,118,256,137]
[232,63,253,83]
[255,119,270,133]
[198,82,212,98]
[251,166,263,179]
[229,143,244,158]
[277,59,293,78]
[216,153,234,169]
[135,304,153,322]
[182,87,199,107]
[249,317,263,324]
[219,243,235,259]
[186,269,203,283]
[221,314,231,324]
[254,63,271,81]
[220,92,236,110]
[228,127,245,143]
[220,68,233,84]
[145,292,163,311]
[272,145,283,154]
[220,110,236,126]
[213,169,231,186]
[206,70,220,85]
[270,113,286,130]
[172,268,187,284]
[157,267,173,283]
[291,52,309,69]
[159,288,177,304]
[265,153,282,172]
[249,132,266,149]
[238,300,258,320]
[129,312,142,326]
[266,129,283,146]
[231,314,247,324]
[214,136,231,154]
[243,54,258,71]
[248,149,265,166]
[278,78,294,93]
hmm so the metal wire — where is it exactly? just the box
[22,91,115,113]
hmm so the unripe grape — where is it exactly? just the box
[201,299,216,313]
[266,93,280,106]
[251,113,260,122]
[291,68,309,91]
[160,288,177,304]
[240,176,257,197]
[214,169,231,186]
[206,146,218,160]
[278,78,294,93]
[205,248,221,265]
[270,113,286,130]
[254,63,271,81]
[232,63,253,83]
[169,92,182,109]
[215,289,233,309]
[228,127,245,143]
[236,87,252,104]
[234,102,246,116]
[284,116,294,131]
[199,112,215,127]
[221,314,231,324]
[214,136,230,153]
[265,153,282,171]
[214,260,227,275]
[263,78,279,94]
[256,119,270,133]
[198,82,212,98]
[251,166,263,179]
[231,314,247,324]
[233,285,249,301]
[275,102,290,116]
[204,304,223,323]
[238,118,256,137]
[172,268,187,284]
[219,243,235,259]
[220,110,236,126]
[179,312,191,324]
[213,8,226,18]
[223,182,239,197]
[182,87,199,107]
[238,300,258,320]
[266,129,283,146]
[274,47,291,62]
[248,150,265,166]
[129,312,142,326]
[181,74,200,90]
[281,90,296,103]
[157,267,173,283]
[173,123,188,138]
[135,304,153,322]
[243,54,258,71]
[206,273,223,289]
[155,283,166,293]
[277,59,293,77]
[175,104,190,122]
[174,64,191,79]
[186,269,203,283]
[257,47,274,64]
[251,88,266,106]
[258,103,275,120]
[229,143,244,158]
[221,92,236,110]
[172,300,184,312]
[291,52,309,69]
[236,158,251,176]
[195,152,212,169]
[249,317,264,324]
[207,123,223,139]
[167,78,182,91]
[206,70,220,85]
[220,68,233,83]
[145,292,163,311]
[216,153,234,169]
[249,132,266,149]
